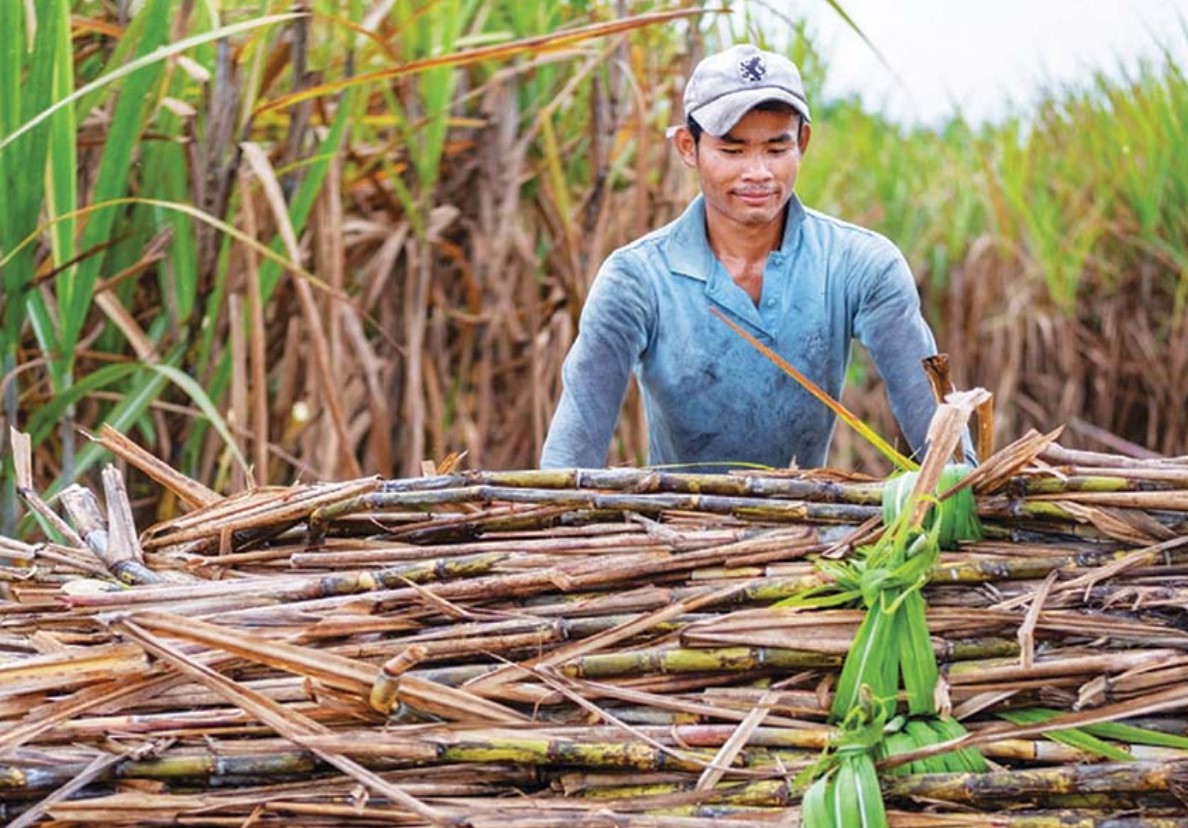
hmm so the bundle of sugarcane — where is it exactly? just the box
[3,405,1188,828]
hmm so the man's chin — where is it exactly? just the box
[728,194,785,221]
[734,207,781,226]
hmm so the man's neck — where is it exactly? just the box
[704,204,787,305]
[705,207,786,266]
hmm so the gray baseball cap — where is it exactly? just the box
[683,44,811,136]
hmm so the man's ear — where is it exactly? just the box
[673,126,698,168]
[798,121,812,155]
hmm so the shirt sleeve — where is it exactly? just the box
[850,240,944,460]
[540,252,656,468]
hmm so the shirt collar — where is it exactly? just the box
[664,192,807,281]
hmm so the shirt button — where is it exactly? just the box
[764,297,777,308]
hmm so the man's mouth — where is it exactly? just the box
[735,190,775,204]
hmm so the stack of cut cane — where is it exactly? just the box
[3,403,1188,827]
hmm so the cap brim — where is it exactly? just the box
[689,88,811,137]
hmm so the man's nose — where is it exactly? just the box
[741,154,775,179]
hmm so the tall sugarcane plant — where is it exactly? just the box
[0,0,305,533]
[0,0,719,537]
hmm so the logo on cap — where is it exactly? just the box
[738,56,767,83]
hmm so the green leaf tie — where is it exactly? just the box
[881,463,982,550]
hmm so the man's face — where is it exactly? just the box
[676,107,811,231]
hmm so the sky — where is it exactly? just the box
[787,0,1188,126]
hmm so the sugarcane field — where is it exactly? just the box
[4,1,1188,827]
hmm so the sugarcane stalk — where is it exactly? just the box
[141,476,382,551]
[514,584,686,619]
[529,724,834,752]
[384,505,586,546]
[325,614,1167,703]
[1027,490,1188,509]
[147,478,379,534]
[573,778,797,806]
[99,464,165,584]
[384,467,888,504]
[983,499,1186,544]
[0,536,37,565]
[882,808,1188,826]
[114,619,454,826]
[1040,442,1188,470]
[965,428,1065,496]
[0,642,148,697]
[0,749,328,797]
[331,611,699,654]
[40,790,322,825]
[922,354,965,464]
[558,646,840,679]
[4,750,130,828]
[882,759,1188,803]
[1033,794,1187,811]
[975,394,994,461]
[467,582,750,695]
[431,806,793,828]
[60,551,506,611]
[128,611,526,724]
[751,540,1188,605]
[1022,474,1188,493]
[695,689,778,791]
[293,534,662,569]
[288,528,748,569]
[216,530,824,624]
[96,423,221,509]
[18,542,111,577]
[236,796,553,822]
[0,763,81,793]
[9,428,86,550]
[0,664,192,753]
[317,486,885,533]
[337,618,701,664]
[947,647,1181,684]
[7,749,536,796]
[370,645,429,714]
[59,483,161,585]
[296,731,791,774]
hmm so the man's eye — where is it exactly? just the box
[721,148,743,155]
[769,147,789,155]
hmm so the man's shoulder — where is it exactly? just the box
[800,206,906,276]
[615,212,684,258]
[802,206,897,250]
[593,213,687,284]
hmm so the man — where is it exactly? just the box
[541,43,946,471]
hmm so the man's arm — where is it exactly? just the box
[540,254,655,468]
[851,244,945,459]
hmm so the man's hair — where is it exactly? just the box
[686,100,802,146]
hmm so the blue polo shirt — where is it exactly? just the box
[540,194,944,471]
